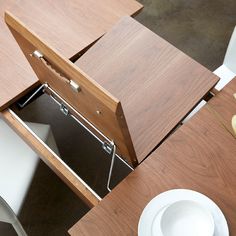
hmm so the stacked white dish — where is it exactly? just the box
[138,189,229,236]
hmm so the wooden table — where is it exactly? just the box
[0,0,142,110]
[69,99,236,235]
[0,0,142,208]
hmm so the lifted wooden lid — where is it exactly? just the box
[0,0,142,111]
[75,16,219,163]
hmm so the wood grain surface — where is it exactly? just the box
[0,0,142,110]
[69,105,236,235]
[0,1,38,111]
[75,16,219,163]
[7,0,143,59]
[5,12,138,166]
[208,78,236,137]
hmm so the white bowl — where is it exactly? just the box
[160,200,214,236]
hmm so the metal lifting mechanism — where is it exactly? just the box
[17,82,133,193]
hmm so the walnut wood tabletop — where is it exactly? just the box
[0,0,142,110]
[0,1,38,110]
[69,105,236,236]
[75,16,219,163]
[6,0,142,59]
[208,78,236,137]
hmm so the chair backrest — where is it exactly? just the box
[5,11,137,167]
[224,26,236,73]
[0,196,27,236]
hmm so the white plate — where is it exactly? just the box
[160,200,215,236]
[138,189,229,236]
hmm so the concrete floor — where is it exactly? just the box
[2,0,236,235]
[136,0,236,71]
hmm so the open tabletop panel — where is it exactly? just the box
[5,12,219,166]
[5,11,138,167]
[75,16,219,163]
[0,0,143,111]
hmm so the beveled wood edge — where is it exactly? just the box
[116,102,138,166]
[5,11,119,113]
[0,108,101,208]
[130,3,144,17]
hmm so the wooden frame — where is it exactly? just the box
[5,11,138,167]
[1,109,100,208]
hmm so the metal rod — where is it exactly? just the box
[106,143,116,192]
[71,114,102,144]
[45,85,110,142]
[18,84,45,108]
[48,92,108,146]
[44,84,134,171]
[14,82,133,171]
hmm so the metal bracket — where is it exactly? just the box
[60,104,69,116]
[102,141,114,155]
[32,50,43,59]
[69,80,81,93]
[104,141,116,192]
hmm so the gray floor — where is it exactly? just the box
[136,0,236,71]
[2,0,236,235]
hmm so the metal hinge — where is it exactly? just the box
[102,141,114,155]
[102,141,116,192]
[60,104,69,116]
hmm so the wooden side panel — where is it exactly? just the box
[1,109,100,208]
[5,12,137,167]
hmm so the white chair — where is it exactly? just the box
[0,196,27,236]
[183,26,236,123]
[0,118,59,235]
[214,26,236,90]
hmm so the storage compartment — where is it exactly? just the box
[3,86,132,206]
